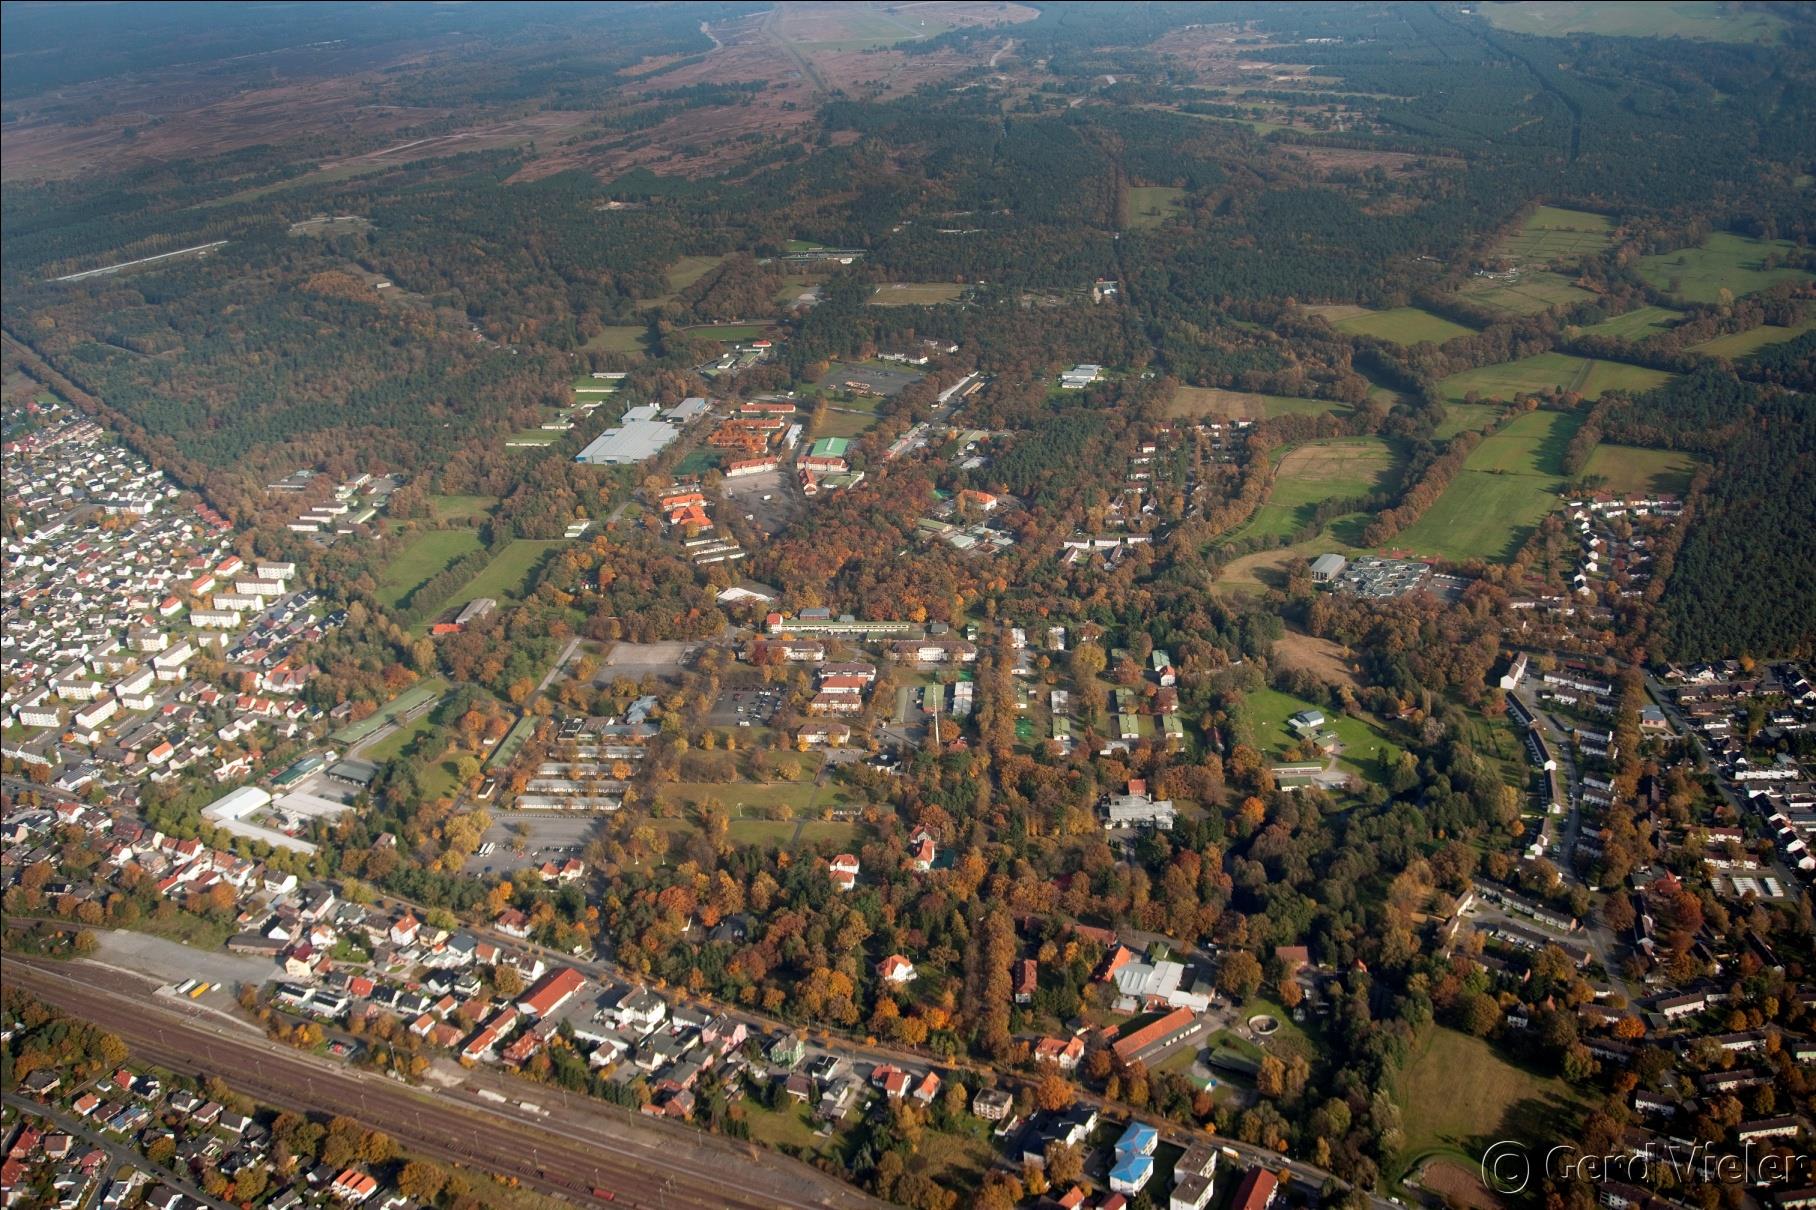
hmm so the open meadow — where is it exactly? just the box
[1637,232,1813,302]
[1167,385,1351,421]
[1688,318,1816,358]
[1125,185,1186,229]
[1241,438,1403,541]
[1581,444,1701,496]
[376,529,483,610]
[1490,206,1616,267]
[1579,305,1682,341]
[1481,0,1788,43]
[1459,269,1595,316]
[867,282,966,306]
[1395,410,1581,562]
[1330,306,1474,345]
[1438,353,1673,405]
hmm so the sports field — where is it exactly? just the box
[1438,353,1673,406]
[1637,232,1813,302]
[1581,445,1701,496]
[1580,305,1682,341]
[868,282,966,306]
[1395,410,1581,562]
[1492,206,1616,267]
[376,529,483,610]
[1167,385,1350,421]
[1125,185,1186,230]
[1688,318,1816,358]
[1459,269,1595,316]
[1243,439,1403,541]
[1331,306,1474,345]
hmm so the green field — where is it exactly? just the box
[582,326,648,354]
[1580,305,1682,341]
[1438,353,1673,406]
[1480,1,1786,43]
[1243,438,1403,541]
[814,408,881,440]
[1580,444,1701,496]
[641,254,725,305]
[1396,410,1581,562]
[445,539,567,610]
[429,495,496,524]
[1459,269,1595,316]
[1167,385,1351,421]
[376,529,483,610]
[1433,402,1503,440]
[1688,318,1816,358]
[1241,686,1400,782]
[1332,306,1474,346]
[1492,206,1617,267]
[1392,1026,1584,1183]
[656,780,823,816]
[1637,232,1813,303]
[1126,185,1186,230]
[505,430,564,446]
[686,323,767,341]
[868,282,966,306]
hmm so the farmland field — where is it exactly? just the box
[1395,410,1582,562]
[1491,206,1616,266]
[1581,444,1701,496]
[1459,269,1595,315]
[1687,318,1816,358]
[1331,306,1474,345]
[868,282,966,306]
[1242,438,1403,541]
[1438,353,1673,406]
[1580,305,1682,341]
[1637,232,1813,302]
[1434,402,1504,439]
[1480,0,1788,43]
[1125,185,1186,230]
[376,529,483,610]
[1167,385,1351,420]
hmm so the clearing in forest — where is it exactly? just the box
[1124,185,1186,230]
[1579,305,1682,341]
[1637,232,1813,303]
[1459,268,1595,316]
[868,282,967,305]
[1394,410,1582,562]
[1491,206,1617,267]
[1580,445,1701,496]
[1166,385,1350,421]
[1687,317,1816,358]
[376,529,483,610]
[1242,438,1403,541]
[1331,306,1474,345]
[1438,353,1672,406]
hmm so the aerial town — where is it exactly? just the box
[4,2,1815,1209]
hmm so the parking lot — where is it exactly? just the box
[707,687,782,727]
[467,812,601,876]
[722,469,798,535]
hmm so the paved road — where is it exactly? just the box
[2,1089,237,1210]
[12,960,881,1210]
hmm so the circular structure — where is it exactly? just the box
[1248,1013,1280,1036]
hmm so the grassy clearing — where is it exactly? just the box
[1392,1026,1585,1183]
[1438,353,1673,405]
[505,430,564,446]
[1167,385,1350,421]
[582,326,648,354]
[1480,0,1786,43]
[1241,686,1399,781]
[1332,306,1474,345]
[1637,232,1812,302]
[868,282,966,306]
[1579,305,1682,341]
[1395,411,1581,562]
[1459,269,1594,316]
[1688,317,1816,358]
[447,539,567,608]
[815,409,881,440]
[1580,444,1701,496]
[656,780,822,815]
[376,530,482,610]
[640,254,724,305]
[429,495,496,524]
[1125,185,1186,229]
[1492,206,1616,267]
[1242,439,1403,541]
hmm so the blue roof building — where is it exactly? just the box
[1109,1152,1155,1194]
[1114,1120,1159,1157]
